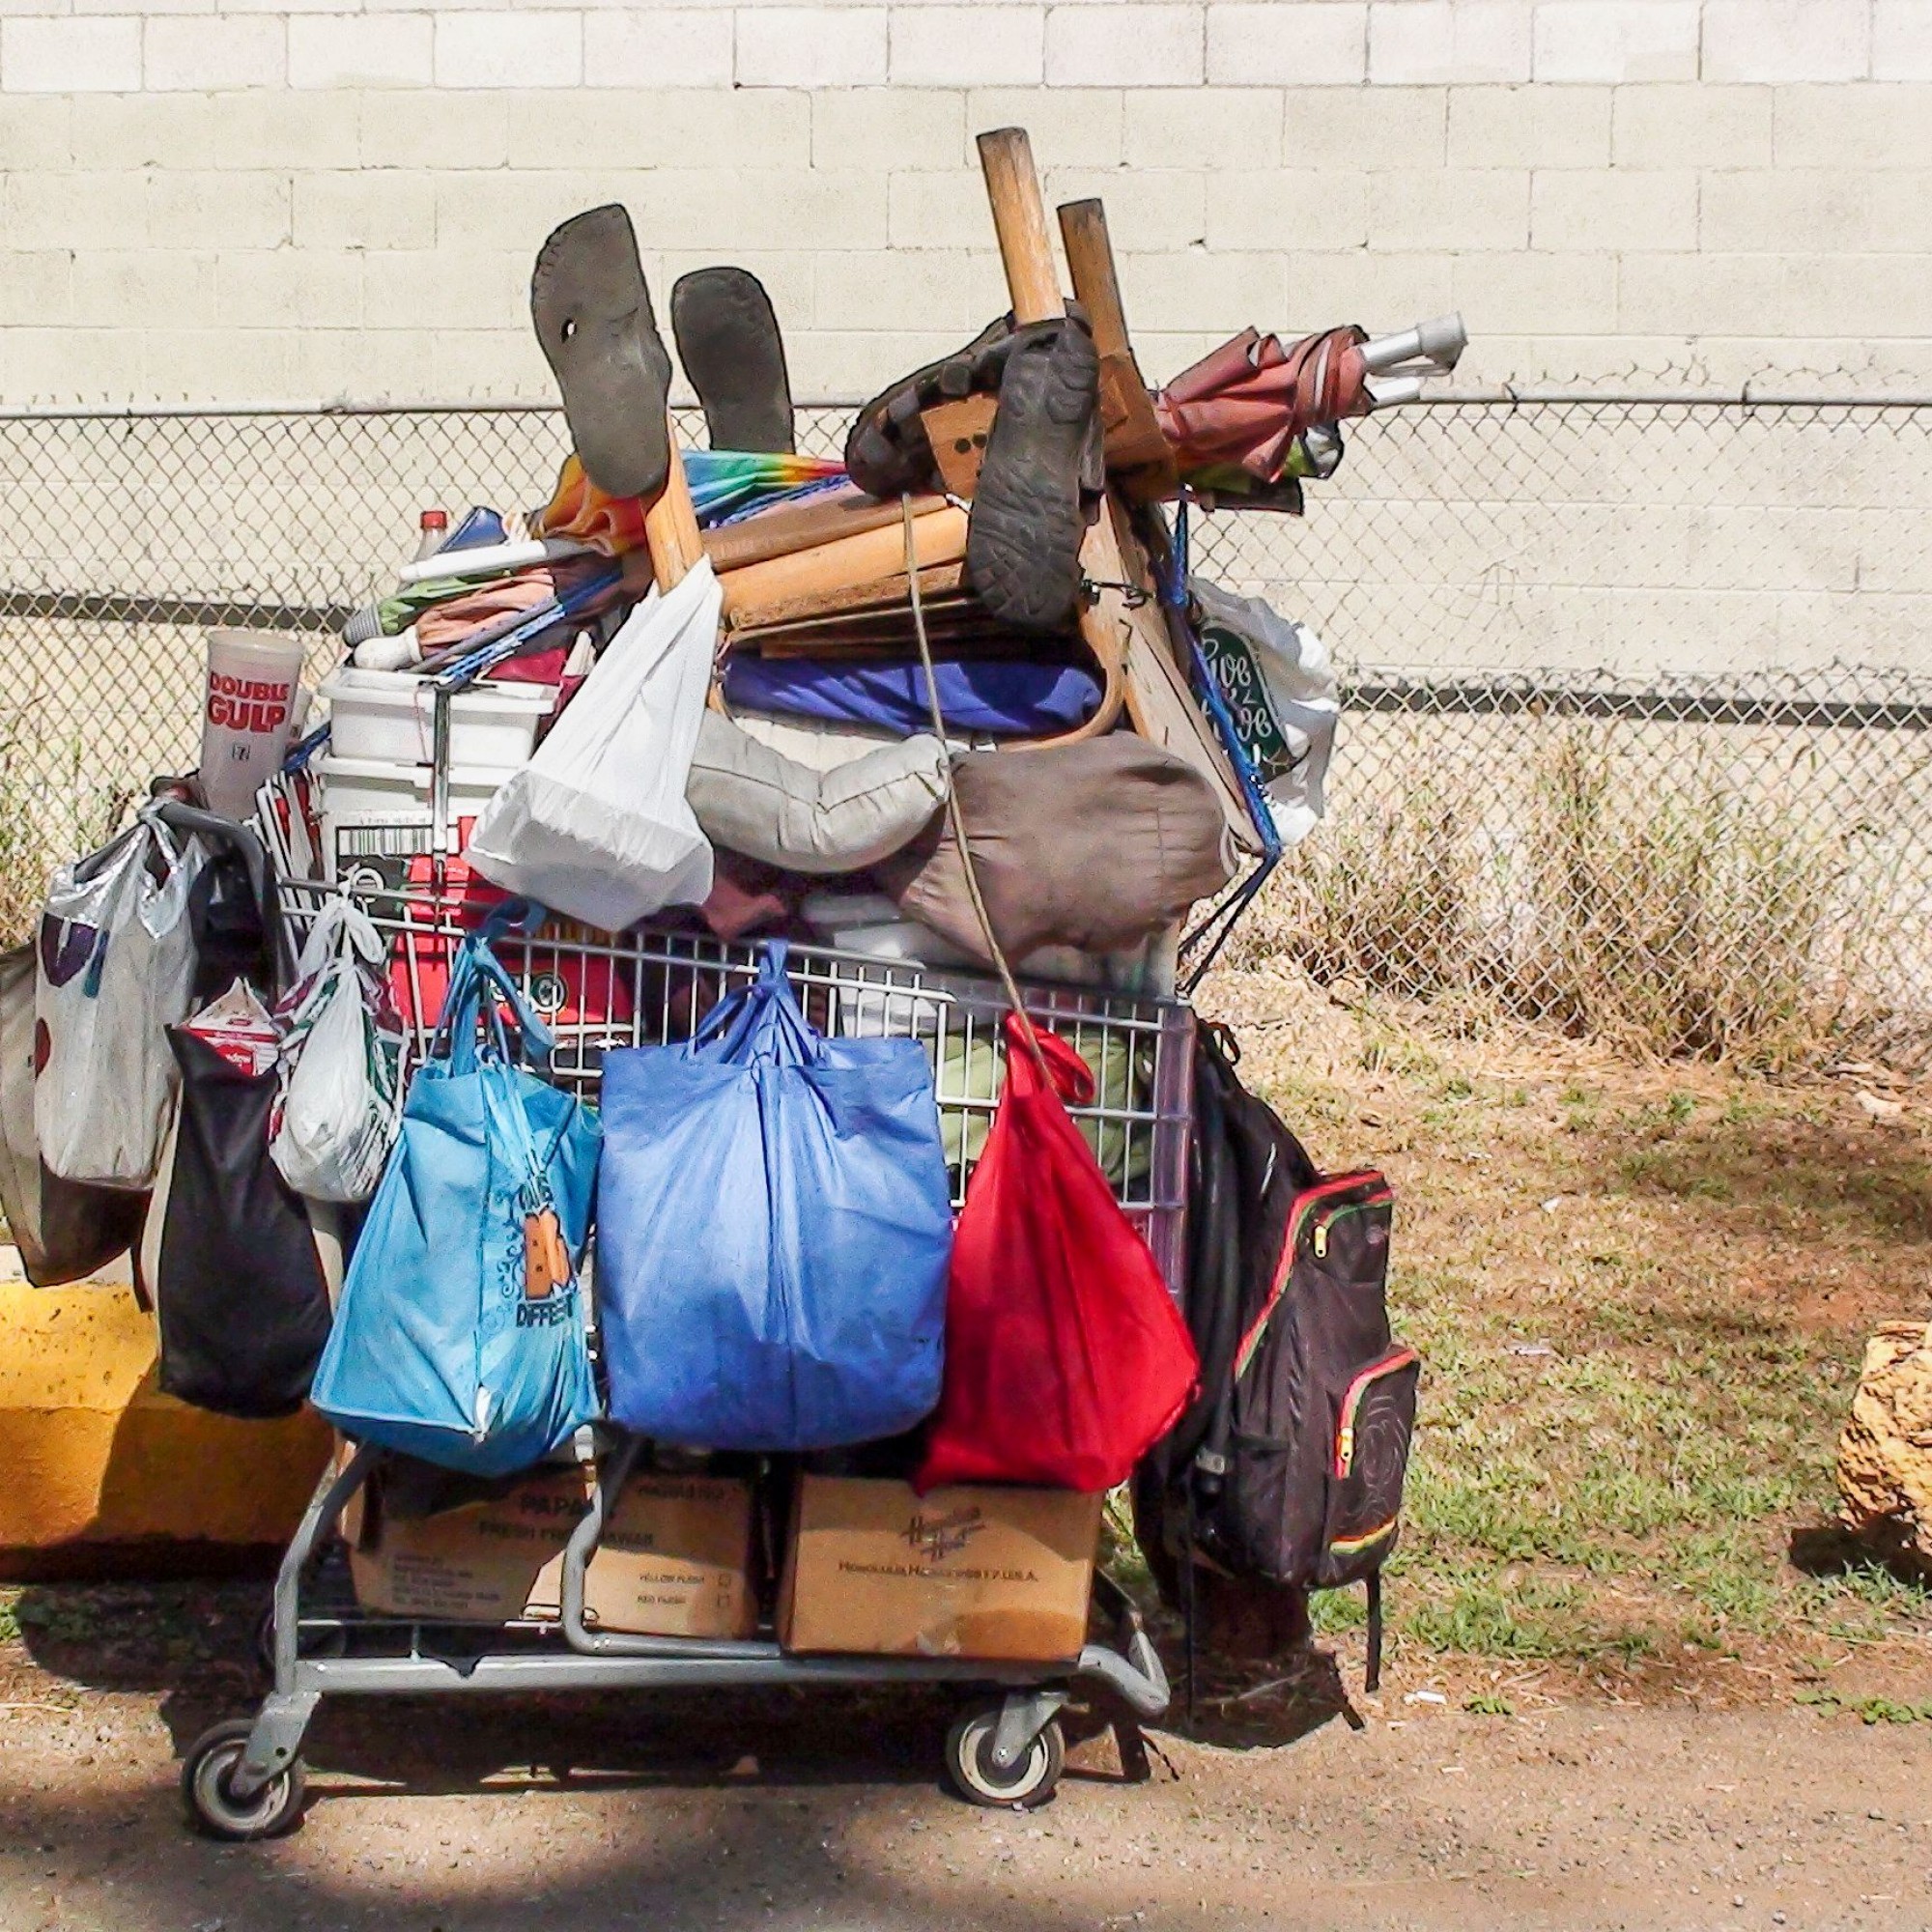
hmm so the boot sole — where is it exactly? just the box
[670,267,795,456]
[530,206,672,501]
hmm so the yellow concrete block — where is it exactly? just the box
[0,1283,330,1576]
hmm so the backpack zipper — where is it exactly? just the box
[1233,1170,1391,1379]
[1312,1189,1393,1259]
[1334,1345,1420,1479]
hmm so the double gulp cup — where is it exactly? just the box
[200,629,305,820]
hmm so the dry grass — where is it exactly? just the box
[0,709,130,949]
[1234,727,1878,1068]
[1197,964,1932,1683]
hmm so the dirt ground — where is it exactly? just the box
[6,1652,1932,1932]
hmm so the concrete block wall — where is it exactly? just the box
[0,1,1926,406]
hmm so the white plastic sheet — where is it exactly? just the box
[35,812,207,1188]
[466,560,720,930]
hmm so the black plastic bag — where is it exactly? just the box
[155,1027,330,1418]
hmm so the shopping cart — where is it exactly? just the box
[183,878,1189,1838]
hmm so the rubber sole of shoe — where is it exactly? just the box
[964,319,1099,636]
[843,314,1016,499]
[530,205,673,501]
[670,266,796,456]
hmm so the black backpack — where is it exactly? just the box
[1141,1022,1418,1693]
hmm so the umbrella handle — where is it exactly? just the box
[1361,312,1467,376]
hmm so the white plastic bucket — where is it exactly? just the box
[318,668,556,769]
[201,630,305,819]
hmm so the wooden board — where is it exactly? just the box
[922,394,1000,499]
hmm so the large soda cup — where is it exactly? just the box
[200,630,305,819]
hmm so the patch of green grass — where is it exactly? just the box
[1464,1692,1515,1716]
[0,1587,18,1643]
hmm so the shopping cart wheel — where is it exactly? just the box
[944,1707,1065,1808]
[182,1719,307,1841]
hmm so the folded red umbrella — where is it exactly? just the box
[1151,326,1371,485]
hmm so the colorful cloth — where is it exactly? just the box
[536,450,846,557]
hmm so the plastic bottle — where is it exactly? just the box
[412,508,449,562]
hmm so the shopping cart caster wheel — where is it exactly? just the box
[182,1719,306,1841]
[944,1708,1065,1809]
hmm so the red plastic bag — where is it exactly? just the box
[917,1015,1200,1493]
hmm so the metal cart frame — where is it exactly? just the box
[185,885,1185,1836]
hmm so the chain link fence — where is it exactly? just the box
[1,396,1927,1061]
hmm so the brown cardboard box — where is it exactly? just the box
[350,1467,755,1638]
[779,1476,1102,1662]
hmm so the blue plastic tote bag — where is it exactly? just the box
[310,931,602,1475]
[597,939,952,1450]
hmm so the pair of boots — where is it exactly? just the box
[531,206,1103,637]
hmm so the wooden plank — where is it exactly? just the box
[701,487,946,573]
[975,128,1064,325]
[1058,197,1179,494]
[715,504,967,618]
[922,394,1000,498]
[642,410,704,590]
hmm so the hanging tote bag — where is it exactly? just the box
[466,560,720,932]
[35,810,208,1188]
[597,939,952,1451]
[917,1015,1200,1494]
[155,1015,333,1419]
[309,933,602,1475]
[270,896,406,1203]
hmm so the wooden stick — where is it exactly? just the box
[975,128,1064,325]
[1057,198,1132,361]
[716,504,968,618]
[642,409,704,590]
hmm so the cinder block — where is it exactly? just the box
[1450,247,1616,332]
[1701,170,1932,255]
[6,327,146,407]
[1284,247,1454,327]
[889,7,1044,87]
[148,171,291,251]
[411,327,551,405]
[1116,247,1286,332]
[582,12,734,87]
[1610,84,1770,168]
[3,171,142,251]
[290,17,434,91]
[144,16,285,90]
[1771,83,1927,168]
[215,249,364,329]
[295,171,437,250]
[1205,4,1366,86]
[360,89,511,170]
[1367,1,1532,84]
[792,328,965,408]
[434,170,608,250]
[362,248,527,329]
[209,91,362,170]
[1368,166,1529,251]
[510,90,811,171]
[0,249,71,327]
[1616,250,1783,335]
[1279,85,1445,168]
[1044,5,1205,88]
[287,326,438,409]
[1772,253,1923,337]
[962,87,1122,164]
[435,14,582,90]
[0,96,69,170]
[71,249,215,327]
[1204,168,1368,251]
[68,95,208,171]
[622,167,890,252]
[141,327,296,405]
[1531,167,1694,251]
[811,245,1002,330]
[888,169,999,250]
[1,16,142,93]
[810,87,964,169]
[1530,2,1697,82]
[1873,1,1932,80]
[736,7,889,87]
[1044,165,1207,250]
[1703,0,1870,83]
[1447,84,1610,167]
[1125,87,1282,171]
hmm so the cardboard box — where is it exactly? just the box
[350,1467,755,1638]
[779,1476,1102,1662]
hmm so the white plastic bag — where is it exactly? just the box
[270,898,404,1203]
[35,812,207,1188]
[1191,578,1341,845]
[466,561,720,930]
